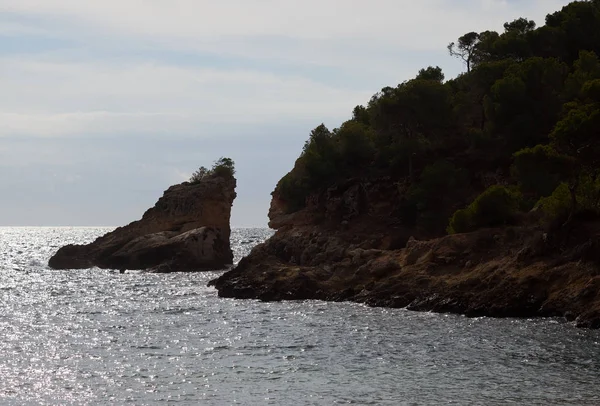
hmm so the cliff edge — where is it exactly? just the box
[211,179,600,328]
[49,173,236,272]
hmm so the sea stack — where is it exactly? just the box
[49,172,236,272]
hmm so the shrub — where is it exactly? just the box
[189,157,235,183]
[535,183,571,221]
[448,209,471,234]
[211,157,235,179]
[535,177,600,221]
[189,166,209,183]
[448,185,522,234]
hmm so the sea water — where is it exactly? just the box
[1,227,599,405]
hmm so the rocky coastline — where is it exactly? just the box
[211,178,600,328]
[49,174,236,272]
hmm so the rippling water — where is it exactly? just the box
[1,227,600,405]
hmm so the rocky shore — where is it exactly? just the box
[211,178,600,328]
[49,174,236,272]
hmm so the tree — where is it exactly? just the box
[189,157,236,183]
[211,157,236,178]
[273,0,600,226]
[473,30,501,64]
[302,124,333,155]
[565,51,600,98]
[299,124,338,189]
[487,57,568,152]
[416,66,445,82]
[352,105,370,126]
[336,121,375,169]
[504,18,536,35]
[190,166,210,183]
[544,84,600,215]
[368,78,452,177]
[551,84,600,172]
[448,32,480,72]
[447,185,522,234]
[545,0,600,63]
[513,144,573,197]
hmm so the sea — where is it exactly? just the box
[1,227,600,405]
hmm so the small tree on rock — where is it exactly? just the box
[448,32,480,73]
[189,157,235,183]
[211,157,236,179]
[189,166,210,183]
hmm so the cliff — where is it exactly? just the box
[211,1,600,327]
[49,174,237,272]
[211,178,600,328]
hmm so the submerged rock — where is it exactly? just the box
[49,174,236,272]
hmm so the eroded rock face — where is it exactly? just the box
[211,177,600,328]
[49,175,236,272]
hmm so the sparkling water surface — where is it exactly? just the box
[1,227,600,405]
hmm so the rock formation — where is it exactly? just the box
[211,178,600,328]
[49,174,236,272]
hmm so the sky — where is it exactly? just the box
[0,0,573,227]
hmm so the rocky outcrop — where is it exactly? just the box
[211,178,600,328]
[49,175,236,272]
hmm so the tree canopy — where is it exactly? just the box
[275,0,600,235]
[190,157,235,183]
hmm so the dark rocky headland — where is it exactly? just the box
[49,170,236,273]
[212,181,600,328]
[212,1,600,328]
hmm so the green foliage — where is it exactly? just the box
[189,157,235,183]
[211,157,235,178]
[448,186,522,234]
[504,18,536,35]
[276,171,310,213]
[513,144,572,197]
[565,51,600,98]
[545,0,600,63]
[274,0,600,237]
[551,100,600,171]
[535,183,572,220]
[582,78,600,101]
[536,176,600,221]
[448,32,480,72]
[301,124,338,189]
[408,160,469,232]
[416,66,445,82]
[190,166,210,183]
[336,121,375,169]
[352,105,370,126]
[369,77,452,148]
[488,57,568,151]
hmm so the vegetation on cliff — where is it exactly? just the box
[276,0,600,236]
[190,157,236,183]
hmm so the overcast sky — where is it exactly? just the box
[0,0,571,227]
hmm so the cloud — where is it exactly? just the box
[0,0,572,138]
[0,1,573,138]
[1,1,568,48]
[0,0,574,226]
[0,56,372,137]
